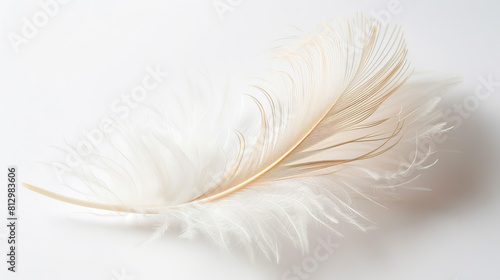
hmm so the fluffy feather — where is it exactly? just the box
[24,15,457,261]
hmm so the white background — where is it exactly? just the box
[1,0,500,279]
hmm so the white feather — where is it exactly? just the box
[24,15,459,261]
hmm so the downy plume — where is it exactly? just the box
[24,14,457,261]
